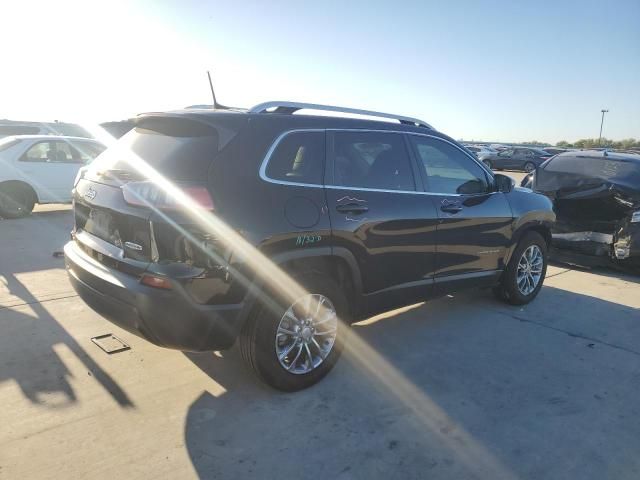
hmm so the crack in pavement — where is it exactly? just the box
[492,308,640,357]
[0,293,79,311]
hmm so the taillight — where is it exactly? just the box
[122,181,214,210]
[140,274,172,290]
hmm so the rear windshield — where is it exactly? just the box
[537,154,640,194]
[92,117,222,182]
[543,155,640,180]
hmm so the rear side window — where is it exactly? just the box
[410,136,489,194]
[265,131,325,185]
[332,131,415,191]
[71,141,105,164]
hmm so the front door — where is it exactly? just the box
[325,130,439,314]
[407,134,513,293]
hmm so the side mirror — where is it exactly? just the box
[494,173,514,193]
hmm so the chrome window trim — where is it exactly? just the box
[258,128,497,197]
[258,129,326,188]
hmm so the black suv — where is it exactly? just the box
[65,101,555,391]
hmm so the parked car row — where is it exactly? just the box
[462,144,582,173]
[480,147,552,172]
[0,120,93,139]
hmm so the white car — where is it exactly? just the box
[464,144,497,159]
[0,135,105,218]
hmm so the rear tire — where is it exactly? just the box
[524,162,536,173]
[483,159,492,169]
[239,272,348,391]
[0,183,35,218]
[493,231,548,305]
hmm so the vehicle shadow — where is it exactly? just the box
[0,212,133,409]
[0,273,134,408]
[183,285,640,480]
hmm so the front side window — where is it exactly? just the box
[265,131,325,185]
[410,136,490,195]
[332,131,415,191]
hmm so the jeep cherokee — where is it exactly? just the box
[64,101,555,391]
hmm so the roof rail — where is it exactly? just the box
[248,101,433,129]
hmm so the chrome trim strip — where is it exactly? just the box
[258,128,496,196]
[432,269,502,283]
[249,101,433,129]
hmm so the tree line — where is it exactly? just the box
[519,138,640,149]
[555,138,639,149]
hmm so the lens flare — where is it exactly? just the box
[75,121,515,477]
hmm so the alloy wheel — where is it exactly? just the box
[274,294,338,375]
[517,245,544,295]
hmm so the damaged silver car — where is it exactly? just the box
[521,150,640,269]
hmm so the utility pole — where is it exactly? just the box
[598,109,609,146]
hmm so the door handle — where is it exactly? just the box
[336,203,369,214]
[440,203,463,214]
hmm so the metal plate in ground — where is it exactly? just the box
[91,334,130,354]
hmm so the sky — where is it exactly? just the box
[1,0,638,144]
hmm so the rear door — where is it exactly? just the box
[325,130,439,312]
[407,134,513,292]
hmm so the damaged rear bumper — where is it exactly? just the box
[551,224,639,263]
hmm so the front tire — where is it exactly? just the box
[0,183,35,218]
[483,159,493,169]
[494,231,548,305]
[524,162,536,173]
[239,272,348,391]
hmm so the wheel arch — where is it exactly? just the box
[504,221,552,266]
[235,246,364,330]
[0,179,39,204]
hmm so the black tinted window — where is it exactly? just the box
[94,117,223,182]
[544,155,640,180]
[266,131,325,185]
[410,136,489,194]
[332,131,415,191]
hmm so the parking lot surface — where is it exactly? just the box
[1,172,639,479]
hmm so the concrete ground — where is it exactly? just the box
[1,173,639,479]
